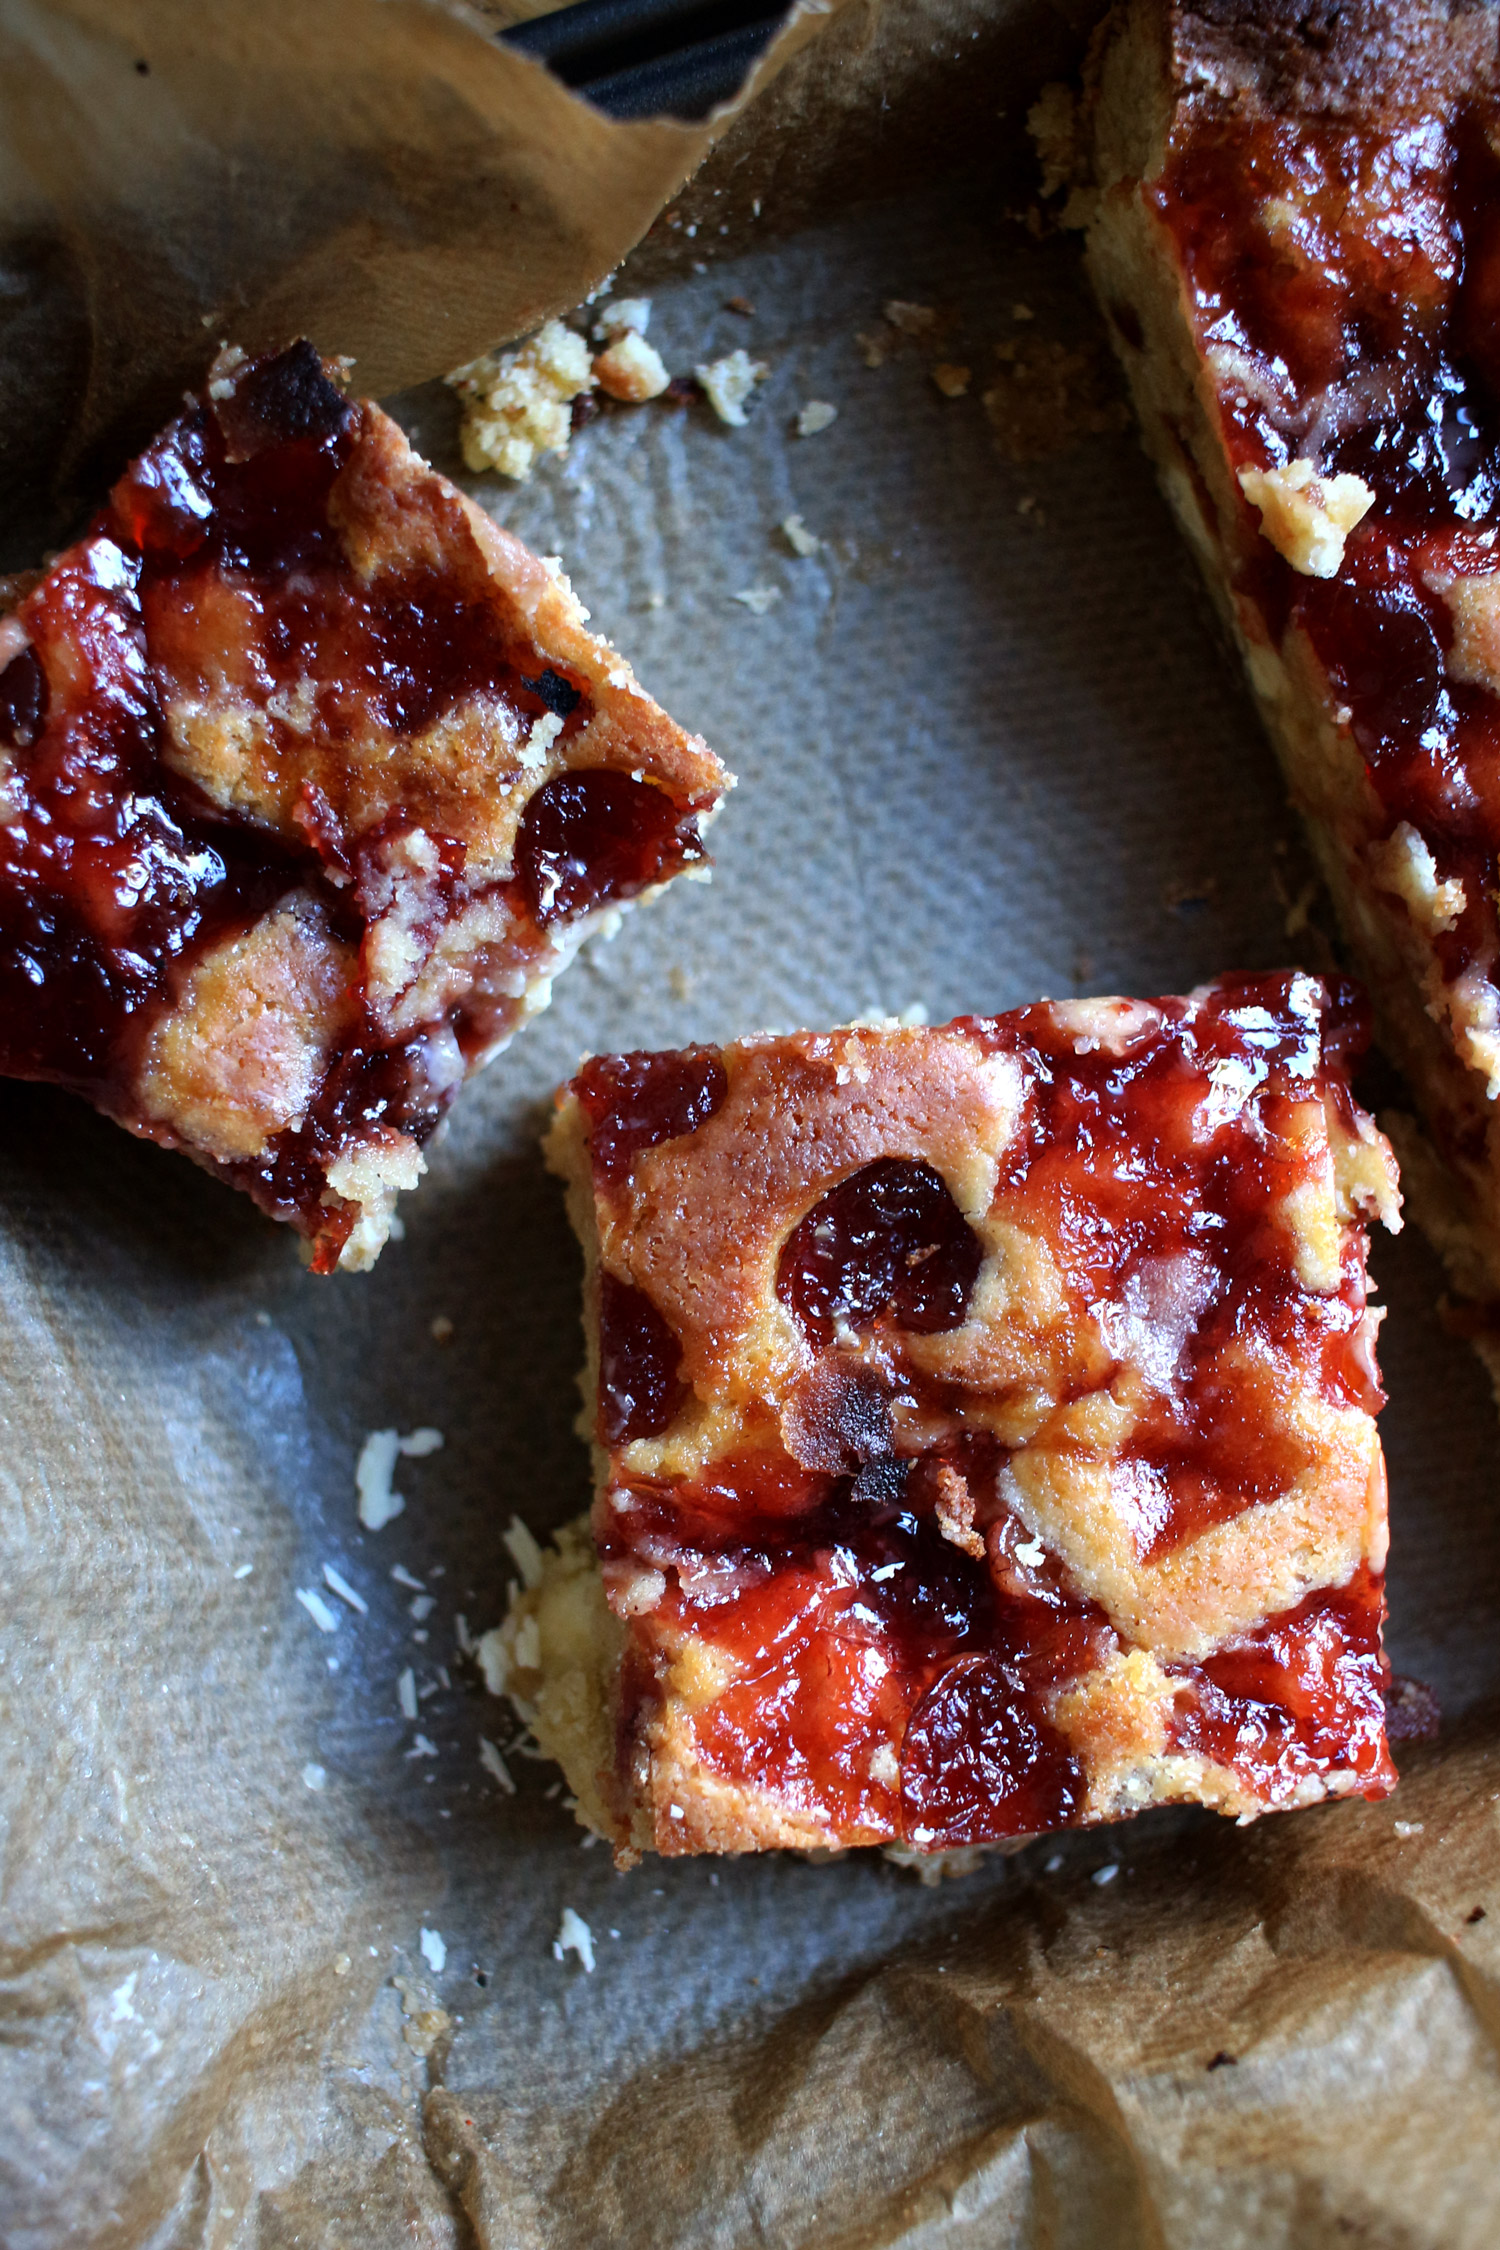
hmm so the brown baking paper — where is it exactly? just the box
[0,0,843,555]
[4,6,1500,2246]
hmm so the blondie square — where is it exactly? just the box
[0,342,727,1268]
[494,975,1402,1861]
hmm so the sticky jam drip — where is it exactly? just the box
[1156,106,1500,1167]
[584,981,1395,1849]
[0,341,713,1260]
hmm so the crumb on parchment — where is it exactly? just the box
[696,349,769,426]
[594,330,671,403]
[931,363,972,397]
[447,319,595,480]
[884,299,938,337]
[796,399,837,436]
[781,513,819,556]
[592,297,653,341]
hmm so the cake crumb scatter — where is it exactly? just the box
[594,330,671,404]
[796,399,838,436]
[447,319,595,480]
[932,363,972,397]
[592,297,653,340]
[696,349,769,426]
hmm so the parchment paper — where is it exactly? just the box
[4,7,1500,2247]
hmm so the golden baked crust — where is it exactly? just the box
[1078,0,1500,1306]
[497,978,1400,1862]
[0,342,728,1269]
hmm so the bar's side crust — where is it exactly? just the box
[481,1096,640,1855]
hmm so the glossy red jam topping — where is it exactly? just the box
[598,1272,685,1445]
[776,1157,984,1348]
[1167,1566,1393,1799]
[573,1047,728,1187]
[901,1657,1082,1844]
[1156,108,1500,1168]
[0,342,714,1260]
[517,770,704,927]
[579,979,1393,1848]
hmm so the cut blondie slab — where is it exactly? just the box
[0,342,728,1270]
[491,976,1401,1862]
[1077,0,1500,1306]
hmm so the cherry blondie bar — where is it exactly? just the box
[494,975,1401,1861]
[0,342,727,1268]
[1080,0,1500,1314]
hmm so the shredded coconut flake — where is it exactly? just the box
[398,1667,419,1721]
[357,1427,443,1531]
[732,585,781,614]
[420,1927,447,1973]
[553,1907,596,1972]
[322,1564,368,1615]
[302,1762,327,1791]
[391,1564,426,1590]
[357,1431,403,1530]
[780,512,819,557]
[296,1587,340,1633]
[406,1733,439,1759]
[475,1626,507,1694]
[479,1736,517,1793]
[232,1562,253,1580]
[502,1517,545,1589]
[409,1593,436,1621]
